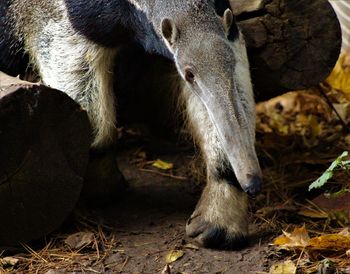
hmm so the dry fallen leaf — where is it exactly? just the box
[308,234,350,252]
[298,208,328,219]
[152,159,173,170]
[64,232,94,249]
[312,193,350,215]
[269,260,296,274]
[0,256,19,267]
[165,250,184,264]
[326,53,350,99]
[299,192,350,222]
[274,225,350,260]
[256,90,334,147]
[273,225,310,248]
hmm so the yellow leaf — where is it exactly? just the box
[269,260,296,274]
[308,234,350,251]
[152,159,173,170]
[326,53,350,99]
[165,250,184,264]
[273,226,310,248]
[274,235,291,246]
[274,226,350,254]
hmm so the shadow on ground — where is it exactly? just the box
[85,148,272,273]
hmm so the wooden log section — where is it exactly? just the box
[0,73,91,246]
[233,0,342,101]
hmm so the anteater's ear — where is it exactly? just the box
[160,18,178,46]
[223,8,233,34]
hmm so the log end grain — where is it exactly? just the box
[235,0,342,100]
[0,74,92,246]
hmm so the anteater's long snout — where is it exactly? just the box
[196,79,262,196]
[199,91,263,195]
[192,37,262,196]
[242,174,262,196]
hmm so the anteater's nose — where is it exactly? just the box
[242,175,262,196]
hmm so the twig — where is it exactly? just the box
[139,168,187,180]
[120,256,130,272]
[295,246,305,272]
[319,86,350,132]
[21,243,48,264]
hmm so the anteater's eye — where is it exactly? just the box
[185,67,195,83]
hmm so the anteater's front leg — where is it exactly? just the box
[28,17,118,148]
[182,86,248,249]
[29,18,125,203]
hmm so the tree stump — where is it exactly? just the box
[232,0,342,101]
[0,72,91,246]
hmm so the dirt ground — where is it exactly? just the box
[1,136,277,274]
[88,148,272,273]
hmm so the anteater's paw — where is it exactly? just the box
[186,182,249,249]
[186,212,248,249]
[186,216,248,249]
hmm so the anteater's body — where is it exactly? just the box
[0,0,262,248]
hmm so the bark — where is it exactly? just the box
[233,0,342,100]
[0,72,91,246]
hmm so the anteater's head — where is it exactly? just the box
[156,1,262,195]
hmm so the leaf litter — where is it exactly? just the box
[255,51,350,273]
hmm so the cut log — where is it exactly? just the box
[232,0,342,101]
[0,72,91,246]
